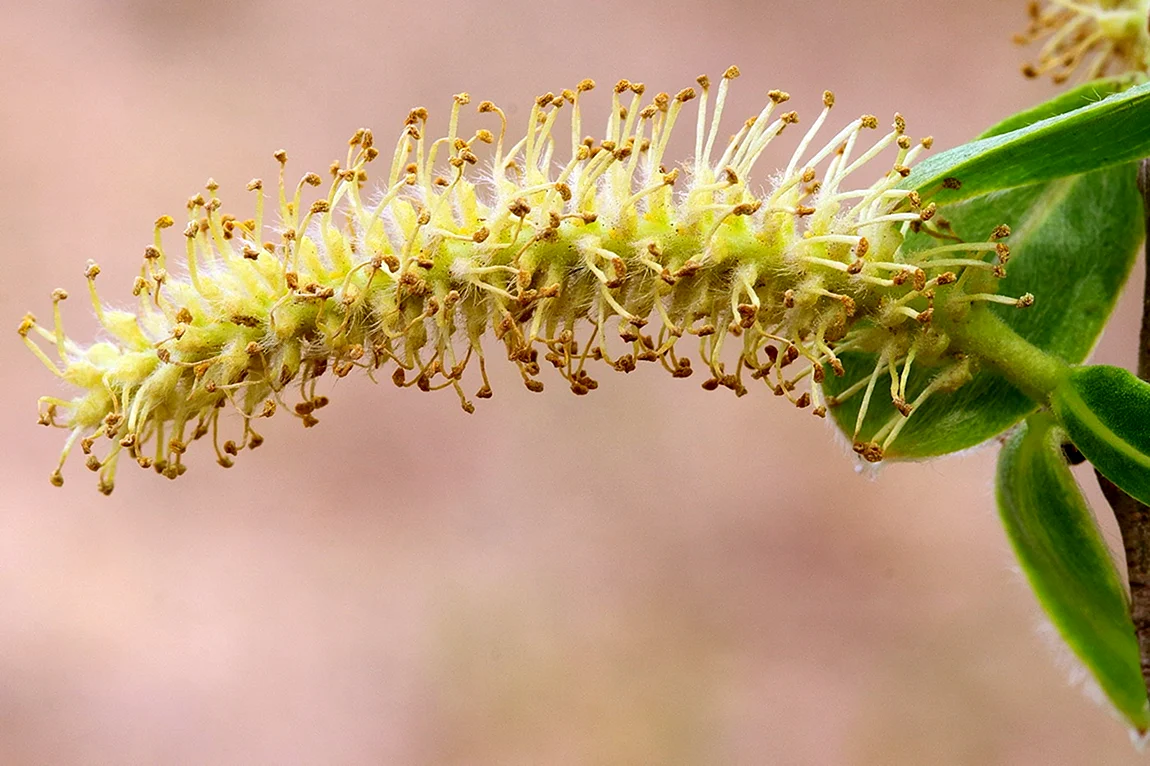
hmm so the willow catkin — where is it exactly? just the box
[1016,0,1150,83]
[21,67,1027,493]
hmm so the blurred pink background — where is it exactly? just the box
[2,0,1147,763]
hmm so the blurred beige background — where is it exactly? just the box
[2,0,1147,763]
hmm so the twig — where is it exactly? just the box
[1098,158,1150,699]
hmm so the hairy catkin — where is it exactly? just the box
[1016,0,1150,84]
[22,68,1026,493]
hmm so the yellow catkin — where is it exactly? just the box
[22,70,1024,493]
[1015,0,1150,83]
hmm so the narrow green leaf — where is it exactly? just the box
[904,79,1150,204]
[1053,365,1150,507]
[979,77,1137,139]
[823,164,1141,457]
[997,413,1149,733]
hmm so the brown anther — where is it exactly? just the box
[795,205,816,217]
[509,198,531,218]
[524,379,545,393]
[472,226,490,243]
[860,115,879,129]
[1016,293,1035,308]
[781,345,800,367]
[737,304,757,329]
[273,149,288,164]
[674,261,702,279]
[795,392,811,409]
[897,136,912,150]
[936,272,958,286]
[853,441,885,463]
[732,201,761,216]
[893,113,906,134]
[893,397,914,416]
[310,200,330,215]
[916,308,934,324]
[285,272,299,290]
[783,289,795,308]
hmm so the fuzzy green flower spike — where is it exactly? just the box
[21,67,1029,493]
[1016,0,1150,83]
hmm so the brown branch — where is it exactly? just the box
[1098,158,1150,699]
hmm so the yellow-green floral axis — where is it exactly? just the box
[21,67,1030,493]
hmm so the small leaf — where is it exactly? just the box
[979,77,1137,139]
[904,79,1150,204]
[997,413,1149,733]
[1053,365,1150,507]
[823,164,1141,457]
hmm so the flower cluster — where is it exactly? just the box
[1016,0,1150,82]
[22,67,1027,493]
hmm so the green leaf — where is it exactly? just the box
[904,79,1150,204]
[823,164,1142,457]
[1053,365,1150,507]
[978,77,1138,139]
[997,413,1149,733]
